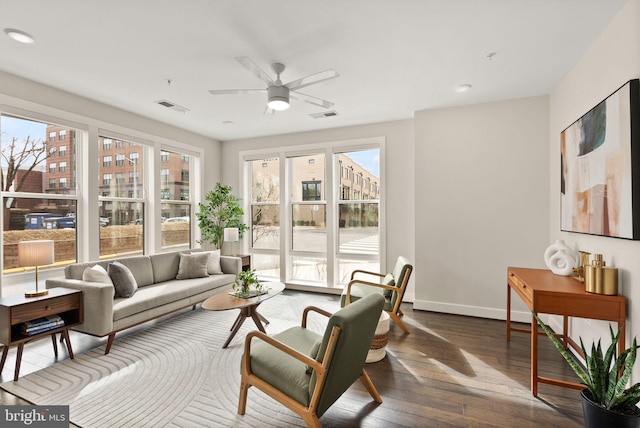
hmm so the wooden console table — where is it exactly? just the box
[506,267,626,396]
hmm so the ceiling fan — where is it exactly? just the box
[208,56,339,113]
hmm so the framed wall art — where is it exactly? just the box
[561,79,640,239]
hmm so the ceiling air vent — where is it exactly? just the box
[309,111,338,119]
[154,99,189,114]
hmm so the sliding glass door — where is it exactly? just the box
[245,141,382,289]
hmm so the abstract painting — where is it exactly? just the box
[561,79,640,239]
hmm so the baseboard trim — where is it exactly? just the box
[413,299,531,323]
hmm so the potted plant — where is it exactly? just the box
[233,269,263,297]
[196,182,248,250]
[534,314,640,427]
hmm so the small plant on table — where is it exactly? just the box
[233,269,264,298]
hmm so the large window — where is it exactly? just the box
[98,135,145,258]
[1,115,79,296]
[249,157,280,278]
[1,107,204,298]
[160,149,192,250]
[291,154,326,283]
[337,149,380,282]
[245,144,381,288]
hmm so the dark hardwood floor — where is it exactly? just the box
[0,291,584,427]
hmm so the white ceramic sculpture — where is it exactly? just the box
[544,240,577,276]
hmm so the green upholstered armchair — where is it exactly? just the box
[341,256,413,334]
[238,293,385,428]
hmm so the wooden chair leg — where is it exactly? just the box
[238,378,249,415]
[359,369,382,403]
[388,312,410,334]
[302,413,322,428]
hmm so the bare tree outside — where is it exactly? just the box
[1,135,47,202]
[252,173,280,247]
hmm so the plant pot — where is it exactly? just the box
[581,389,640,428]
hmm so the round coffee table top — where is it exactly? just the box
[202,281,285,311]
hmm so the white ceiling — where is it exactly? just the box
[0,0,627,141]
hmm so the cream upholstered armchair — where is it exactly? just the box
[238,293,385,427]
[341,256,413,334]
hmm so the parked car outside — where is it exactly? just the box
[163,216,189,223]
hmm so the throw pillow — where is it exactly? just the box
[82,265,113,285]
[194,250,223,275]
[382,273,396,298]
[177,253,210,279]
[108,262,138,298]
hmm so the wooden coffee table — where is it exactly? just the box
[202,282,285,348]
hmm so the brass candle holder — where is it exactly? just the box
[584,253,618,295]
[574,250,591,282]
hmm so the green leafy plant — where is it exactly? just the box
[234,269,260,294]
[196,182,247,249]
[535,313,640,413]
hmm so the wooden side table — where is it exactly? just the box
[239,255,251,271]
[0,287,83,381]
[506,267,626,396]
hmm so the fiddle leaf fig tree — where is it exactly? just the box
[196,182,248,249]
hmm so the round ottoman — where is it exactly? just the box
[366,311,390,363]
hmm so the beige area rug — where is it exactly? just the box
[1,292,334,428]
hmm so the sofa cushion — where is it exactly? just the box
[197,250,223,275]
[150,251,182,283]
[176,253,210,279]
[117,256,154,287]
[112,274,234,321]
[82,265,113,285]
[108,262,138,298]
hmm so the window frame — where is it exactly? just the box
[159,147,194,251]
[1,111,83,295]
[1,105,204,295]
[241,138,384,289]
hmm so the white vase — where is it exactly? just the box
[544,240,577,276]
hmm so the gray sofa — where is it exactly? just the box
[46,249,240,354]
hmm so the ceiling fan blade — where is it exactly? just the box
[208,89,266,95]
[290,91,335,109]
[235,56,274,85]
[285,69,339,91]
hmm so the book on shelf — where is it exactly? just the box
[21,315,65,335]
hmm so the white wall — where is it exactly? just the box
[413,96,550,320]
[0,71,222,189]
[549,0,640,363]
[221,119,416,299]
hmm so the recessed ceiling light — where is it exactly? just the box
[456,83,472,93]
[4,28,35,44]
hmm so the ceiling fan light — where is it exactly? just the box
[268,86,290,111]
[268,99,289,111]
